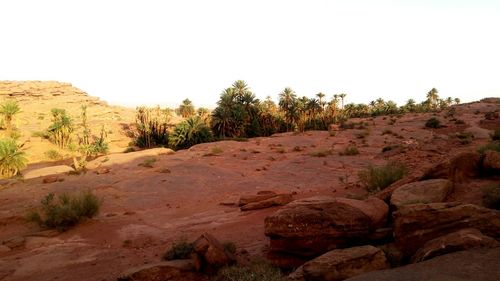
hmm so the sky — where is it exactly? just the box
[1,0,499,108]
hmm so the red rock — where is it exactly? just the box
[394,202,500,258]
[240,194,293,211]
[117,261,208,281]
[238,192,277,206]
[299,245,390,281]
[483,150,500,171]
[390,179,453,208]
[411,228,500,263]
[421,152,482,182]
[96,167,110,174]
[42,176,59,184]
[192,233,235,273]
[264,196,388,262]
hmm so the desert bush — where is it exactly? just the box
[223,241,237,254]
[354,130,369,139]
[477,141,500,154]
[169,116,213,150]
[381,129,393,135]
[491,130,500,141]
[456,132,474,144]
[45,149,62,160]
[358,161,407,193]
[27,191,101,231]
[0,138,27,178]
[123,147,136,153]
[454,119,466,125]
[340,121,356,129]
[339,145,359,156]
[482,184,500,210]
[204,146,223,156]
[138,157,157,168]
[425,117,441,128]
[163,238,194,260]
[310,150,332,157]
[382,145,402,152]
[215,259,283,281]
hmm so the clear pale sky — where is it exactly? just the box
[1,0,499,108]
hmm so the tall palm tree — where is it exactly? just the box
[339,93,347,109]
[278,88,297,131]
[316,92,326,109]
[0,138,27,178]
[178,99,195,118]
[426,88,439,110]
[0,101,21,136]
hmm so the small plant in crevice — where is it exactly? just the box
[162,238,194,260]
[482,184,500,210]
[339,145,359,156]
[215,259,283,281]
[204,146,224,156]
[358,161,407,193]
[138,157,157,168]
[310,149,332,157]
[477,141,500,154]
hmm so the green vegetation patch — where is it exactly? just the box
[358,161,407,193]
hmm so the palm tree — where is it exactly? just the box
[48,108,74,148]
[177,99,195,118]
[0,138,27,178]
[339,93,347,109]
[426,88,439,110]
[316,92,326,109]
[278,88,297,131]
[454,97,461,105]
[0,101,21,136]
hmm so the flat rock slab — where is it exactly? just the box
[24,165,74,179]
[345,247,500,281]
[301,245,389,281]
[390,179,453,208]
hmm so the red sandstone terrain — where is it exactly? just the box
[0,87,499,280]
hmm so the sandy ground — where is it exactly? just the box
[0,101,499,280]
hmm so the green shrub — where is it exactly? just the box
[491,130,500,141]
[0,138,27,178]
[425,117,441,128]
[223,241,237,254]
[310,150,332,157]
[169,116,213,150]
[163,238,194,260]
[215,259,283,281]
[204,146,223,156]
[138,157,157,168]
[27,191,101,231]
[478,141,500,154]
[45,149,62,160]
[456,132,474,145]
[339,145,359,156]
[358,162,407,193]
[454,119,466,125]
[482,184,500,210]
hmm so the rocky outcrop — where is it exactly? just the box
[393,202,500,257]
[192,233,236,273]
[345,248,500,281]
[411,228,499,263]
[117,261,209,281]
[390,179,453,208]
[483,150,500,171]
[421,152,482,182]
[264,197,388,267]
[240,194,294,211]
[295,245,389,281]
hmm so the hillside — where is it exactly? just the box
[0,97,498,280]
[0,81,136,163]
